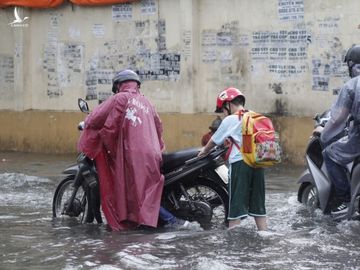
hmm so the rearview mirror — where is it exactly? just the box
[78,98,90,114]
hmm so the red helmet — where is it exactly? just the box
[215,87,245,113]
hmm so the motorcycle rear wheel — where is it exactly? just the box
[52,175,90,223]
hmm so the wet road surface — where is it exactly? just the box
[1,151,360,270]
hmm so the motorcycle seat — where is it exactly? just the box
[162,147,201,174]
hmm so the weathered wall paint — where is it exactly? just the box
[0,110,313,165]
[2,0,359,113]
[1,0,359,164]
[0,111,220,153]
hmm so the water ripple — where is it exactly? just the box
[1,173,360,269]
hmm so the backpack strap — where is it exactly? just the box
[224,109,247,160]
[235,109,248,119]
[224,137,241,160]
[224,141,233,161]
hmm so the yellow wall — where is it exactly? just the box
[0,111,313,165]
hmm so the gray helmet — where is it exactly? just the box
[112,69,141,93]
[344,45,360,77]
[344,45,360,65]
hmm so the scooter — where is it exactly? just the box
[297,111,360,220]
[52,98,229,229]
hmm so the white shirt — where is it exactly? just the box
[211,114,243,164]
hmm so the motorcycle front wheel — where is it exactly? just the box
[299,183,319,211]
[168,176,229,230]
[52,175,90,223]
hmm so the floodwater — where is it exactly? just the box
[1,151,360,270]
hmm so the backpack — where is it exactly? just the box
[230,110,282,168]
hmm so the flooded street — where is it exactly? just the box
[1,151,360,269]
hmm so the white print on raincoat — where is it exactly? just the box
[125,107,142,127]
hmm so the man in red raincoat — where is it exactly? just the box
[78,69,165,231]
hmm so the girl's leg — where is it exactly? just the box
[254,216,267,231]
[228,219,241,229]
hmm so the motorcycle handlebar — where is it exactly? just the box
[185,146,226,165]
[185,156,203,164]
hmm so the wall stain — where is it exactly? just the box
[269,83,283,94]
[273,98,287,115]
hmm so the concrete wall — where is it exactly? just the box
[0,0,359,165]
[0,110,314,165]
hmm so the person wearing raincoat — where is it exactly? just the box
[78,69,165,231]
[315,45,360,216]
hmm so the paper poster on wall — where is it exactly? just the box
[82,17,180,102]
[47,30,58,46]
[278,0,304,21]
[202,47,217,63]
[85,69,114,100]
[0,55,14,93]
[43,45,60,97]
[43,42,84,98]
[92,24,105,38]
[201,30,217,62]
[136,53,181,81]
[315,20,341,54]
[217,32,232,47]
[312,58,329,91]
[251,29,308,78]
[329,58,347,78]
[85,70,97,100]
[62,43,84,73]
[141,0,156,15]
[85,52,181,89]
[156,20,166,51]
[92,40,124,70]
[112,4,132,21]
[202,30,217,47]
[252,30,308,61]
[50,13,60,28]
[96,69,113,84]
[182,30,192,58]
[219,49,232,63]
[312,76,330,91]
[269,63,306,78]
[238,34,250,47]
[317,16,340,34]
[69,26,80,39]
[135,20,150,36]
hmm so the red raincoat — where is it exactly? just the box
[78,81,164,231]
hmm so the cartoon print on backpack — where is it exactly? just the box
[239,111,282,168]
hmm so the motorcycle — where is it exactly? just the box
[52,98,229,229]
[297,110,360,220]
